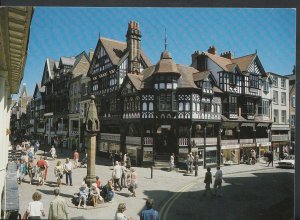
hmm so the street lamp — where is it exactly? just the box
[85,95,100,187]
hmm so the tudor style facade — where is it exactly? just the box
[31,83,45,144]
[191,47,272,165]
[120,51,223,166]
[87,21,151,161]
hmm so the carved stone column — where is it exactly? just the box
[85,95,100,187]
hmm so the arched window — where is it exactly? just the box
[149,102,153,111]
[185,102,190,111]
[179,102,183,111]
[143,102,147,111]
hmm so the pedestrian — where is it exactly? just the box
[36,156,46,186]
[140,198,160,220]
[213,166,223,197]
[130,168,138,197]
[73,149,79,169]
[43,156,49,182]
[123,152,127,167]
[203,167,213,198]
[50,145,56,160]
[112,161,123,191]
[102,180,115,203]
[90,183,103,207]
[64,158,73,186]
[23,192,45,220]
[18,159,27,184]
[120,161,127,188]
[115,203,132,220]
[194,155,199,177]
[54,161,64,187]
[95,176,102,189]
[110,152,115,167]
[126,156,131,169]
[27,159,35,185]
[77,183,89,209]
[169,153,175,172]
[48,189,69,220]
[267,151,273,167]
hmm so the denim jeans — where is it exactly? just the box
[107,191,114,201]
[66,171,72,185]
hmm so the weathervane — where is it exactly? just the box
[164,28,168,51]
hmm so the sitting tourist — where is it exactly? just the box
[77,183,89,209]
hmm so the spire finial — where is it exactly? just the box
[164,28,168,51]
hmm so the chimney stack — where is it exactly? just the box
[220,51,233,59]
[126,21,142,73]
[207,45,217,55]
[191,50,200,68]
[89,48,94,62]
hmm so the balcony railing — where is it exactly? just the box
[178,138,189,146]
[239,138,253,144]
[143,137,153,145]
[221,139,238,145]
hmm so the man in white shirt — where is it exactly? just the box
[64,158,73,186]
[112,161,123,191]
[214,166,223,197]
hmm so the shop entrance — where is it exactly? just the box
[156,126,177,154]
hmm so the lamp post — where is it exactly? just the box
[217,126,223,167]
[85,95,100,187]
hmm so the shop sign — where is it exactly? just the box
[179,148,188,153]
[161,125,171,129]
[126,136,141,145]
[100,133,120,141]
[221,145,240,150]
[143,147,153,162]
[206,146,217,151]
[240,143,256,148]
[257,142,271,147]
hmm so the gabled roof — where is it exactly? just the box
[37,83,45,93]
[33,83,45,99]
[204,52,232,71]
[100,37,151,67]
[193,70,210,82]
[47,58,55,79]
[69,51,90,77]
[231,54,256,72]
[127,74,143,90]
[60,56,76,66]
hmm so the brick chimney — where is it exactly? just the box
[89,48,94,62]
[220,51,233,59]
[191,50,201,68]
[207,45,217,55]
[126,20,142,73]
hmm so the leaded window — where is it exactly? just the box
[229,96,237,114]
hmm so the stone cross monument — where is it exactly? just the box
[85,95,100,187]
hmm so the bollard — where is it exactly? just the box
[151,166,153,179]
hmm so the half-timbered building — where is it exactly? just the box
[87,21,151,162]
[120,50,223,166]
[191,46,272,165]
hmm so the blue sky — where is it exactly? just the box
[21,7,296,96]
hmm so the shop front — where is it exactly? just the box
[205,146,217,167]
[126,136,142,166]
[178,147,189,163]
[98,133,121,157]
[221,145,240,165]
[240,143,256,164]
[256,142,271,162]
[272,141,290,160]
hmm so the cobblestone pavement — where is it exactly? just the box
[18,149,277,220]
